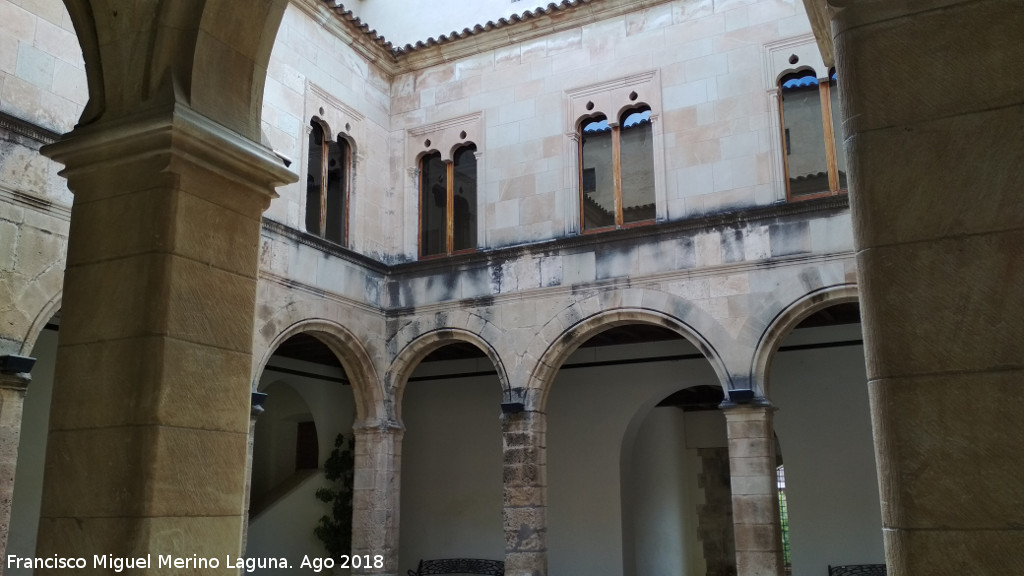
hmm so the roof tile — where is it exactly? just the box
[323,0,592,56]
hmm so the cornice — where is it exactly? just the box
[387,194,850,276]
[261,218,391,275]
[0,185,71,221]
[289,0,403,76]
[262,194,851,294]
[306,0,681,75]
[0,110,61,145]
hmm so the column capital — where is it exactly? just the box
[42,103,296,211]
[719,397,774,413]
[0,371,31,391]
[353,418,405,435]
[500,409,547,432]
[250,391,268,419]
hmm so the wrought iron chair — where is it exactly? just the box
[828,564,887,576]
[407,558,505,576]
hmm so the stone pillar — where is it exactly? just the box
[351,421,403,576]
[35,106,292,572]
[722,402,783,576]
[0,366,31,572]
[240,392,267,561]
[502,409,547,576]
[831,1,1024,573]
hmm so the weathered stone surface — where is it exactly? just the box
[724,405,783,576]
[835,0,1024,571]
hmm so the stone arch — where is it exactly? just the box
[62,0,290,140]
[256,319,384,425]
[447,140,478,162]
[751,283,859,398]
[527,297,732,413]
[252,296,382,373]
[388,328,511,424]
[311,115,333,139]
[19,291,62,356]
[775,65,820,85]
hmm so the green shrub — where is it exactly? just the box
[314,433,354,558]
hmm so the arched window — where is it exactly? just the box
[778,69,847,199]
[306,120,349,245]
[580,106,655,232]
[420,144,477,257]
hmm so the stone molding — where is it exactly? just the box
[261,219,390,273]
[252,316,387,423]
[386,194,851,275]
[407,111,484,163]
[565,70,661,131]
[257,195,854,323]
[0,186,71,221]
[293,0,684,75]
[0,372,31,391]
[0,110,61,145]
[42,104,296,205]
[265,189,850,265]
[526,305,734,411]
[387,327,511,421]
[749,283,859,396]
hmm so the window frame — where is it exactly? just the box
[577,106,656,234]
[306,119,351,246]
[777,69,846,202]
[418,143,478,258]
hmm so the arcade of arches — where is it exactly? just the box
[0,1,1020,576]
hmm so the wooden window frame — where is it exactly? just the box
[307,120,350,245]
[578,109,656,234]
[778,70,846,202]
[418,145,477,258]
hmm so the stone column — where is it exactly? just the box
[502,409,547,576]
[35,106,293,572]
[351,421,403,576]
[240,392,267,561]
[0,364,32,572]
[830,1,1024,573]
[722,402,783,576]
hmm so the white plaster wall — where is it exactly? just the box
[248,357,357,568]
[261,361,357,467]
[547,342,721,576]
[390,329,875,576]
[6,327,56,576]
[253,381,313,498]
[394,345,723,575]
[247,474,337,575]
[398,369,505,572]
[627,407,699,576]
[770,324,885,575]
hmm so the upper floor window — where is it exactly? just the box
[778,69,847,200]
[306,120,349,245]
[420,144,477,257]
[580,106,655,232]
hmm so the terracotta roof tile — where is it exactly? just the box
[323,0,592,56]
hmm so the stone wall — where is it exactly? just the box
[0,0,80,354]
[0,116,67,357]
[0,1,870,574]
[247,0,826,263]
